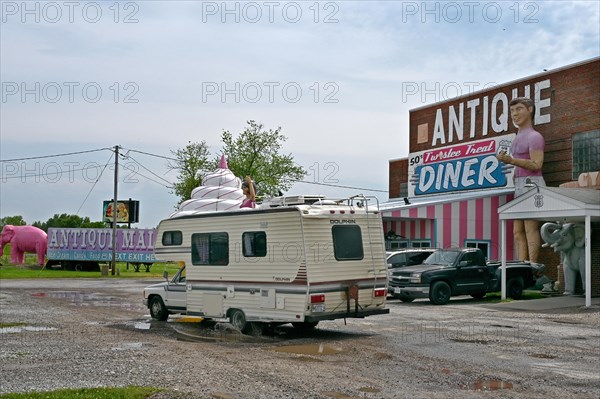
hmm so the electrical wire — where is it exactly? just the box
[122,153,174,187]
[121,148,178,162]
[75,152,114,215]
[0,148,112,162]
[289,179,388,193]
[1,146,389,193]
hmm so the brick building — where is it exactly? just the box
[381,57,600,297]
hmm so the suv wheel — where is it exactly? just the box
[429,281,451,305]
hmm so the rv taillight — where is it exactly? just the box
[339,210,345,214]
[373,288,387,298]
[310,294,325,303]
[329,210,335,214]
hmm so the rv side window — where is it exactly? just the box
[191,233,229,265]
[242,231,267,257]
[331,225,364,261]
[162,231,182,246]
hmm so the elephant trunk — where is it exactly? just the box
[541,222,562,252]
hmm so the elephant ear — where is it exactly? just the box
[573,224,586,248]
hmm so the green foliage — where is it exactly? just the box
[0,215,27,227]
[220,120,306,196]
[168,140,211,204]
[32,214,105,232]
[169,122,306,206]
[0,386,161,399]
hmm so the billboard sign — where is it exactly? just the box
[408,134,515,197]
[103,200,139,223]
[47,228,157,263]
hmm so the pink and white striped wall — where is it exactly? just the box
[382,193,515,260]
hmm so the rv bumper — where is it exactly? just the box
[305,308,390,322]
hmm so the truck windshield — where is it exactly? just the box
[423,250,459,267]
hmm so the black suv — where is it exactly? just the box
[387,249,437,298]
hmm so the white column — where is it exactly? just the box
[501,219,506,300]
[585,215,591,307]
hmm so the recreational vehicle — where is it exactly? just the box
[148,195,389,332]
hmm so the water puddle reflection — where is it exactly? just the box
[31,291,136,309]
[466,379,513,391]
[0,326,57,334]
[274,343,345,356]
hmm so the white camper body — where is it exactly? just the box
[154,195,389,331]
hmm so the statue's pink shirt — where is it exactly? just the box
[510,127,545,178]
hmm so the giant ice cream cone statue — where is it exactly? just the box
[169,155,245,218]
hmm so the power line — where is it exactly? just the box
[1,146,389,193]
[0,148,111,163]
[122,148,178,162]
[290,179,388,193]
[120,158,173,188]
[122,153,174,187]
[75,152,114,215]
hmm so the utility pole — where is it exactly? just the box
[111,145,119,276]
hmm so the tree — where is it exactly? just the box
[167,141,211,204]
[220,121,306,196]
[0,215,27,227]
[32,214,105,232]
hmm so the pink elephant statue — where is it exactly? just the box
[0,225,47,266]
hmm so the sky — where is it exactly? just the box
[1,0,599,228]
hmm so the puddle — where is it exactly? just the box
[321,392,360,399]
[358,386,381,393]
[112,342,144,350]
[531,353,557,359]
[134,322,151,330]
[0,326,57,334]
[465,379,513,391]
[289,356,324,363]
[449,337,491,344]
[274,343,345,356]
[31,291,135,309]
[532,362,600,380]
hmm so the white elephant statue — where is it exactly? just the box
[541,222,585,295]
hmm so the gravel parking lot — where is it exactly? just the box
[1,278,599,399]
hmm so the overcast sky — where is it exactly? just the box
[1,0,599,228]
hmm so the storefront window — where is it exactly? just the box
[572,130,600,179]
[411,240,431,248]
[465,241,490,260]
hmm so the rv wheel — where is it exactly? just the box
[149,297,169,321]
[229,309,248,333]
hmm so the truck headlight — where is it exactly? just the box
[409,273,422,283]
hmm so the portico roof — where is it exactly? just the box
[498,187,600,222]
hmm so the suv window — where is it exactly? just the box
[386,250,433,268]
